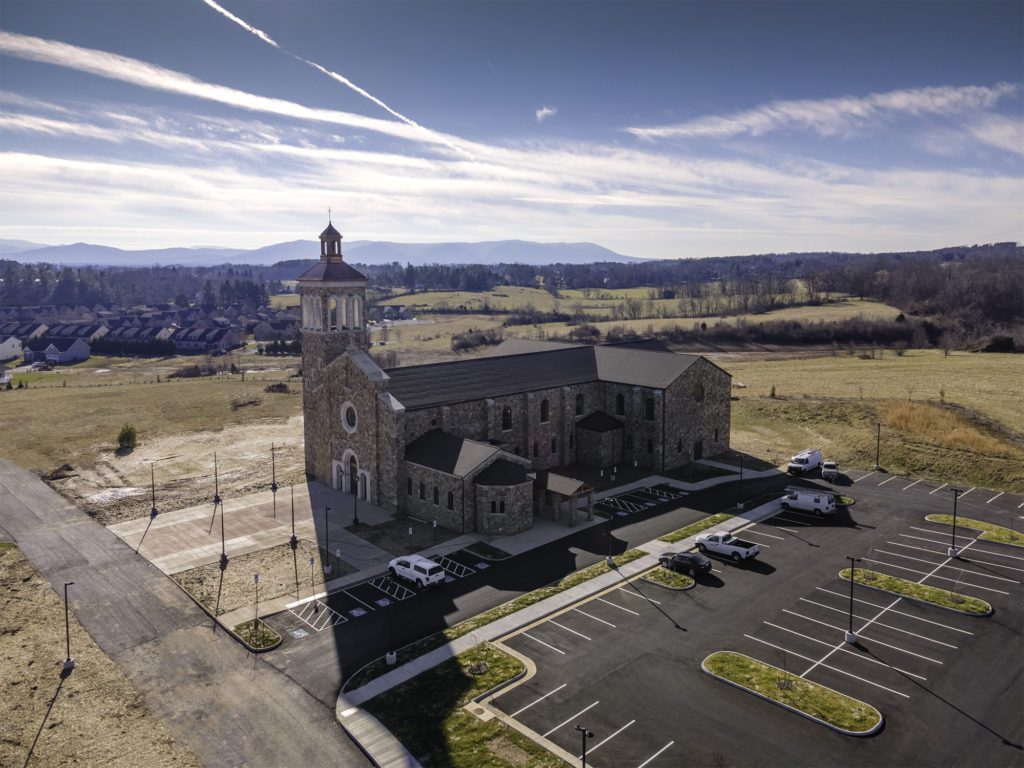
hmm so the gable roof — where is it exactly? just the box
[576,410,624,432]
[474,459,530,486]
[404,430,500,477]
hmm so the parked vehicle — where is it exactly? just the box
[388,555,446,587]
[780,489,836,516]
[821,460,840,481]
[658,551,713,576]
[695,531,760,562]
[788,449,822,475]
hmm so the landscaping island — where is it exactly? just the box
[840,568,992,615]
[925,514,1024,547]
[642,566,695,590]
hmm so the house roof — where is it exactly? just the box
[474,459,530,487]
[296,260,368,283]
[576,411,624,432]
[384,342,703,409]
[533,470,589,496]
[404,430,500,477]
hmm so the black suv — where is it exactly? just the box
[658,551,712,576]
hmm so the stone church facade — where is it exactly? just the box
[300,223,732,536]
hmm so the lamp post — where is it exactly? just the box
[253,573,260,645]
[149,463,158,520]
[873,423,881,471]
[63,581,75,673]
[323,506,332,574]
[310,556,318,614]
[270,443,278,519]
[575,725,593,768]
[352,487,360,527]
[289,485,298,552]
[432,518,437,544]
[949,488,962,558]
[845,556,862,643]
[214,454,228,572]
[408,526,414,554]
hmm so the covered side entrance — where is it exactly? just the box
[532,471,594,526]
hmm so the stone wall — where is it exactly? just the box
[474,479,533,536]
[402,463,468,532]
[663,358,732,470]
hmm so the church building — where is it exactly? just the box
[299,222,732,536]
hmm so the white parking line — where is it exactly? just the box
[548,620,591,641]
[597,597,641,616]
[815,587,973,634]
[886,542,1024,573]
[874,549,1021,584]
[523,632,566,655]
[745,528,785,541]
[773,515,811,526]
[782,609,943,663]
[779,508,825,521]
[581,719,635,758]
[637,740,676,768]
[958,487,976,499]
[900,532,958,547]
[1019,499,1024,509]
[797,598,957,648]
[573,608,616,628]
[543,700,600,737]
[617,587,662,605]
[861,557,1010,594]
[343,589,376,611]
[988,492,1004,504]
[902,479,923,491]
[853,471,876,483]
[879,475,900,486]
[928,482,949,495]
[763,621,928,680]
[511,684,567,717]
[745,635,910,698]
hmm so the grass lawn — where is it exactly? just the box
[344,549,646,691]
[363,643,563,768]
[841,568,992,615]
[704,651,881,734]
[659,513,734,543]
[924,515,1024,548]
[642,566,694,589]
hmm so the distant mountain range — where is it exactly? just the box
[0,238,638,267]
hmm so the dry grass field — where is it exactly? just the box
[0,544,200,768]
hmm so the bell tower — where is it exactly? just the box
[297,219,369,391]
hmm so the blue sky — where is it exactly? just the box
[1,0,1021,259]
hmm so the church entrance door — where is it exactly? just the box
[348,456,358,495]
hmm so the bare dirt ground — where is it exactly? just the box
[351,515,464,557]
[0,543,200,768]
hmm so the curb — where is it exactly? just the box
[838,571,994,617]
[701,652,883,737]
[640,567,696,591]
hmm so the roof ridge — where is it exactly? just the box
[385,344,593,373]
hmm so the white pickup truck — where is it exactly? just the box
[695,531,760,562]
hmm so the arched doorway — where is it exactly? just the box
[348,455,358,495]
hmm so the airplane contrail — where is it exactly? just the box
[202,0,429,134]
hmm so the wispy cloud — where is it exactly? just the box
[969,114,1024,157]
[627,83,1020,140]
[535,106,558,122]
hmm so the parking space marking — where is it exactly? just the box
[958,487,976,499]
[617,587,661,605]
[987,492,1004,504]
[523,632,566,655]
[343,588,376,611]
[782,609,943,663]
[573,608,616,628]
[797,598,957,648]
[887,542,1024,573]
[815,587,973,634]
[636,740,675,768]
[289,600,347,632]
[1019,499,1024,509]
[745,528,785,540]
[763,621,928,680]
[581,719,635,758]
[902,479,923,491]
[853,471,876,483]
[772,515,811,526]
[542,700,599,737]
[874,549,1021,584]
[596,597,640,616]
[778,508,824,521]
[928,482,949,495]
[900,531,958,547]
[548,620,591,641]
[879,475,901,486]
[510,683,566,717]
[861,557,1010,594]
[745,635,910,698]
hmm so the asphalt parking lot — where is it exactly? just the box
[489,476,1024,768]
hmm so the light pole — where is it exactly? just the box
[873,423,881,471]
[149,463,158,520]
[310,555,319,614]
[949,488,962,558]
[575,725,593,767]
[845,556,862,643]
[408,525,413,554]
[214,454,228,572]
[270,443,278,519]
[63,581,75,673]
[353,487,360,527]
[323,506,332,574]
[432,518,437,544]
[253,573,260,645]
[289,485,298,552]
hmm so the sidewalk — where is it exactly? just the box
[335,496,783,768]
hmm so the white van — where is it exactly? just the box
[780,489,836,516]
[787,449,822,475]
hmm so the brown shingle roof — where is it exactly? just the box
[404,430,499,477]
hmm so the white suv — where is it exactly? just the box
[388,555,446,587]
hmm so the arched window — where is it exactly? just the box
[490,501,496,514]
[447,491,454,510]
[645,397,655,421]
[433,487,439,505]
[575,394,583,416]
[328,297,338,330]
[499,501,506,514]
[569,434,575,449]
[501,406,512,431]
[615,393,625,416]
[540,399,549,423]
[407,478,412,495]
[551,438,558,454]
[532,442,539,458]
[419,481,425,500]
[647,439,654,454]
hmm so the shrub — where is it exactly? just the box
[117,424,137,452]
